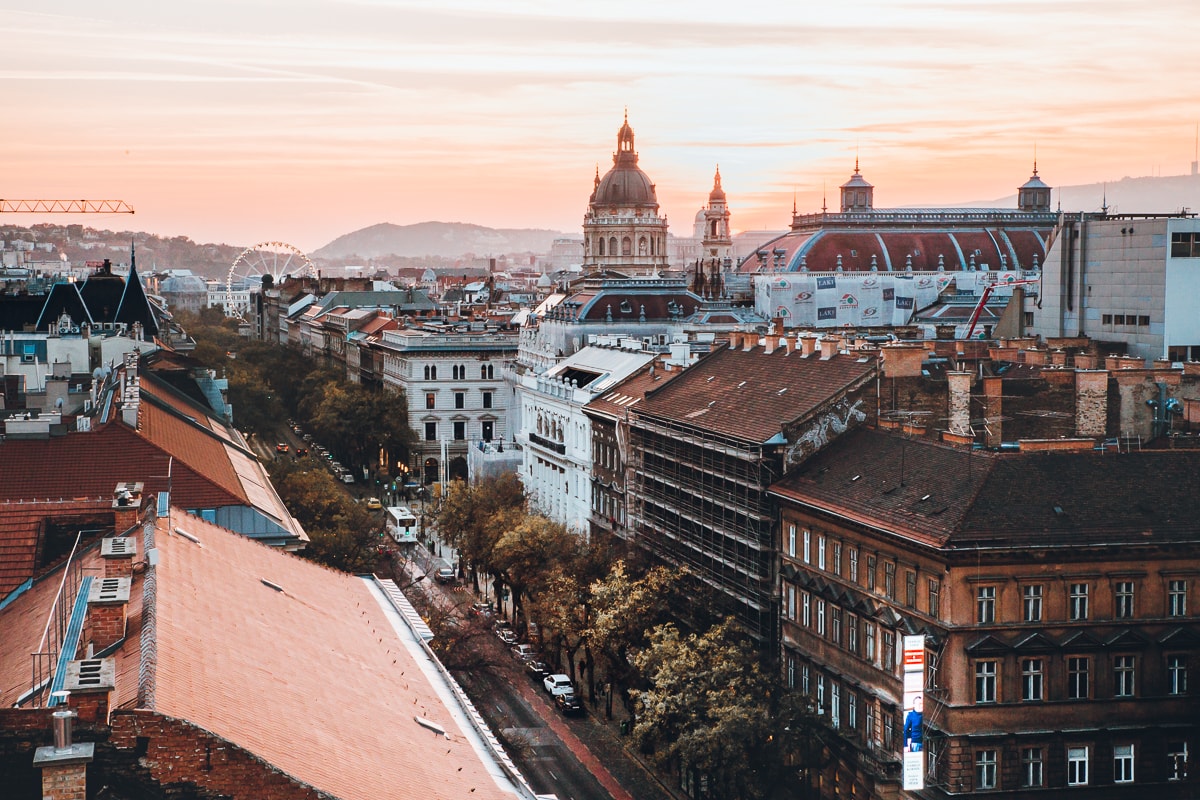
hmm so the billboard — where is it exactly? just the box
[902,634,926,791]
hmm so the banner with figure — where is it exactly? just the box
[902,635,926,790]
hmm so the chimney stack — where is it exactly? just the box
[764,336,777,355]
[101,535,137,579]
[982,376,1003,448]
[64,658,116,726]
[1075,370,1109,438]
[819,336,838,360]
[86,577,131,652]
[784,335,797,356]
[111,482,144,534]
[34,705,93,800]
[947,372,973,436]
[800,334,818,358]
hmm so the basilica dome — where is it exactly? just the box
[591,113,658,208]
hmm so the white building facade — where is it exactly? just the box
[517,344,655,534]
[378,329,519,485]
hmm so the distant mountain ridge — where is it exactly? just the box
[968,172,1200,215]
[313,221,569,260]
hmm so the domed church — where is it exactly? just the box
[581,112,670,277]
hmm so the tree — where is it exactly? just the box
[435,473,526,595]
[492,514,578,629]
[587,561,684,712]
[632,620,820,800]
[269,461,381,572]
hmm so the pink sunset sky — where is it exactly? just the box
[4,0,1198,252]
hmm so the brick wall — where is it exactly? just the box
[109,710,328,800]
[1075,370,1108,438]
[86,604,126,651]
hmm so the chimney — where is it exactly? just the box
[819,336,838,360]
[728,331,742,349]
[1075,370,1109,438]
[800,335,818,358]
[785,335,797,355]
[86,577,131,652]
[880,344,927,378]
[111,482,143,534]
[1049,350,1067,366]
[64,658,115,726]
[764,336,777,355]
[101,535,137,580]
[744,333,756,352]
[33,706,93,800]
[983,376,1002,448]
[947,372,973,436]
[1023,349,1047,366]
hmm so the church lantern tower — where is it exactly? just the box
[701,166,733,263]
[840,159,874,212]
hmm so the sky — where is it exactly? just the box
[4,0,1200,253]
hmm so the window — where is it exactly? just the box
[818,535,827,570]
[1139,315,1150,326]
[831,683,841,729]
[786,525,796,558]
[787,657,795,689]
[1067,746,1089,786]
[1021,747,1044,788]
[453,421,465,440]
[865,623,876,664]
[1168,741,1188,781]
[1168,655,1188,695]
[424,365,437,380]
[928,579,940,617]
[816,674,826,714]
[885,562,896,599]
[1171,231,1200,257]
[847,691,858,729]
[1114,744,1134,783]
[1103,313,1113,325]
[786,585,796,620]
[1068,656,1090,699]
[1114,655,1136,697]
[832,543,842,575]
[1023,584,1043,622]
[1114,314,1126,325]
[481,420,494,441]
[817,599,827,636]
[1115,581,1135,619]
[883,631,896,672]
[883,711,895,750]
[831,607,843,645]
[454,392,465,409]
[1070,583,1089,620]
[802,664,810,695]
[976,750,997,790]
[1021,658,1043,701]
[803,530,811,564]
[480,363,493,380]
[905,570,916,607]
[849,548,859,582]
[802,592,811,626]
[977,586,996,623]
[482,391,493,409]
[867,555,877,591]
[1169,580,1187,617]
[848,614,858,654]
[424,422,437,441]
[975,660,997,703]
[425,392,436,410]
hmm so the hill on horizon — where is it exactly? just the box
[967,171,1200,216]
[312,221,568,260]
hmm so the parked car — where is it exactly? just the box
[511,644,538,662]
[497,628,518,646]
[341,473,355,484]
[526,660,551,681]
[295,447,309,457]
[555,691,583,716]
[302,433,313,442]
[366,497,382,510]
[435,566,457,584]
[543,674,574,697]
[469,602,494,620]
[275,443,289,453]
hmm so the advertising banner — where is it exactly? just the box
[902,634,926,791]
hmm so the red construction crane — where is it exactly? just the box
[965,278,1038,339]
[0,199,134,214]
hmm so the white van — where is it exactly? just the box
[385,506,419,544]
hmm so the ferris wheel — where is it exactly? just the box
[225,241,316,317]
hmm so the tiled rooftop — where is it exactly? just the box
[636,341,877,443]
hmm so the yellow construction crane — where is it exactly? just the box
[0,199,134,214]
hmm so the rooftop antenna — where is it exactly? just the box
[822,182,827,213]
[1101,183,1109,215]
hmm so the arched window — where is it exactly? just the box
[598,237,605,256]
[622,237,632,256]
[609,237,617,256]
[638,237,647,256]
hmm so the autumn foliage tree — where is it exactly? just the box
[632,619,820,800]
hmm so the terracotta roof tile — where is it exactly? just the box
[636,343,877,443]
[0,498,113,596]
[773,427,1200,548]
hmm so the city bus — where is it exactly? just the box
[385,506,419,544]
